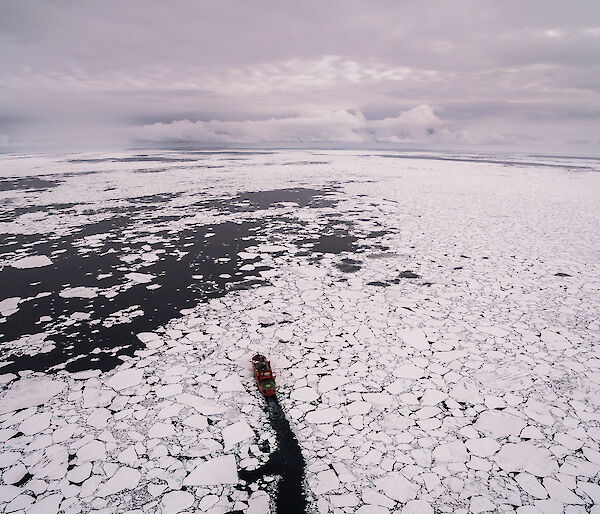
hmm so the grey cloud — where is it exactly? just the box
[130,106,466,145]
[1,1,599,152]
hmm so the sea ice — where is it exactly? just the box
[164,364,187,376]
[182,414,208,430]
[356,506,390,514]
[291,387,318,402]
[0,486,20,504]
[313,469,339,494]
[183,454,238,486]
[0,374,16,386]
[148,422,176,438]
[156,384,183,398]
[125,272,154,284]
[0,453,20,469]
[402,500,434,514]
[3,463,26,484]
[27,494,62,514]
[161,491,194,514]
[420,389,447,406]
[515,473,548,499]
[222,420,254,449]
[19,412,51,435]
[432,440,469,463]
[97,466,141,496]
[394,364,425,379]
[106,368,143,390]
[495,442,558,477]
[176,393,227,415]
[0,378,65,414]
[0,429,17,443]
[578,482,600,503]
[305,407,342,424]
[318,375,349,393]
[450,378,483,404]
[362,489,395,508]
[5,494,34,512]
[470,496,496,513]
[3,149,599,513]
[10,255,52,269]
[52,424,78,443]
[375,472,418,502]
[0,297,20,317]
[59,286,98,298]
[117,446,137,465]
[399,328,429,350]
[465,437,500,457]
[247,491,270,514]
[475,410,527,438]
[77,440,106,462]
[87,408,111,429]
[217,374,245,392]
[198,495,219,510]
[542,478,584,504]
[67,462,92,484]
[331,493,359,507]
[346,400,371,416]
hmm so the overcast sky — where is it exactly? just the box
[1,1,599,153]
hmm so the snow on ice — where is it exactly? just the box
[9,255,52,269]
[0,378,65,414]
[0,150,599,512]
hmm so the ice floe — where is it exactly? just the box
[183,455,238,486]
[495,442,559,477]
[106,368,144,391]
[9,255,52,269]
[223,420,254,449]
[0,378,65,414]
[58,286,99,299]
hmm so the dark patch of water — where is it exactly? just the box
[0,187,363,376]
[398,270,420,279]
[13,473,32,487]
[312,234,357,254]
[365,230,388,238]
[239,396,306,514]
[367,252,398,259]
[0,217,270,374]
[335,258,362,273]
[195,187,339,213]
[235,188,338,209]
[0,177,62,192]
[0,202,78,224]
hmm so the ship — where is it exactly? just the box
[252,354,276,397]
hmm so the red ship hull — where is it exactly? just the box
[252,354,276,397]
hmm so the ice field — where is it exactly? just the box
[0,149,599,513]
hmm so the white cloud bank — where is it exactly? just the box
[130,105,468,145]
